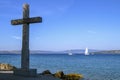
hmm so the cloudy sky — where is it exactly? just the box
[0,0,120,51]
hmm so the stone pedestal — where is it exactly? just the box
[14,69,37,77]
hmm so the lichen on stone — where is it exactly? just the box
[0,63,16,71]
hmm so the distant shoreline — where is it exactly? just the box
[0,49,120,54]
[0,53,120,55]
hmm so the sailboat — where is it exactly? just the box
[68,52,72,55]
[85,48,89,55]
[68,50,72,55]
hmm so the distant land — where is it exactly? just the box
[0,49,120,54]
[95,50,120,54]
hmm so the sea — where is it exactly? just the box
[0,53,120,80]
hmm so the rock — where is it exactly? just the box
[64,73,83,80]
[54,71,65,79]
[40,70,83,80]
[41,70,52,75]
[0,63,16,71]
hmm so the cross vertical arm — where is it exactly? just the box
[21,3,29,70]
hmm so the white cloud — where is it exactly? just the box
[12,36,21,40]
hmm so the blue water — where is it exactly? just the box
[0,54,120,80]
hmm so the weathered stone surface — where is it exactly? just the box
[11,17,42,25]
[11,4,42,72]
[14,69,37,77]
[0,63,16,71]
[41,70,52,75]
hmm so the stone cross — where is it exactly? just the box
[11,4,42,70]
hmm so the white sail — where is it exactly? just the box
[85,48,89,55]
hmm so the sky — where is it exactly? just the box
[0,0,120,51]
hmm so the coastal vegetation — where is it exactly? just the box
[0,63,16,71]
[41,70,83,80]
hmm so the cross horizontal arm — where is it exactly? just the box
[11,17,42,25]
